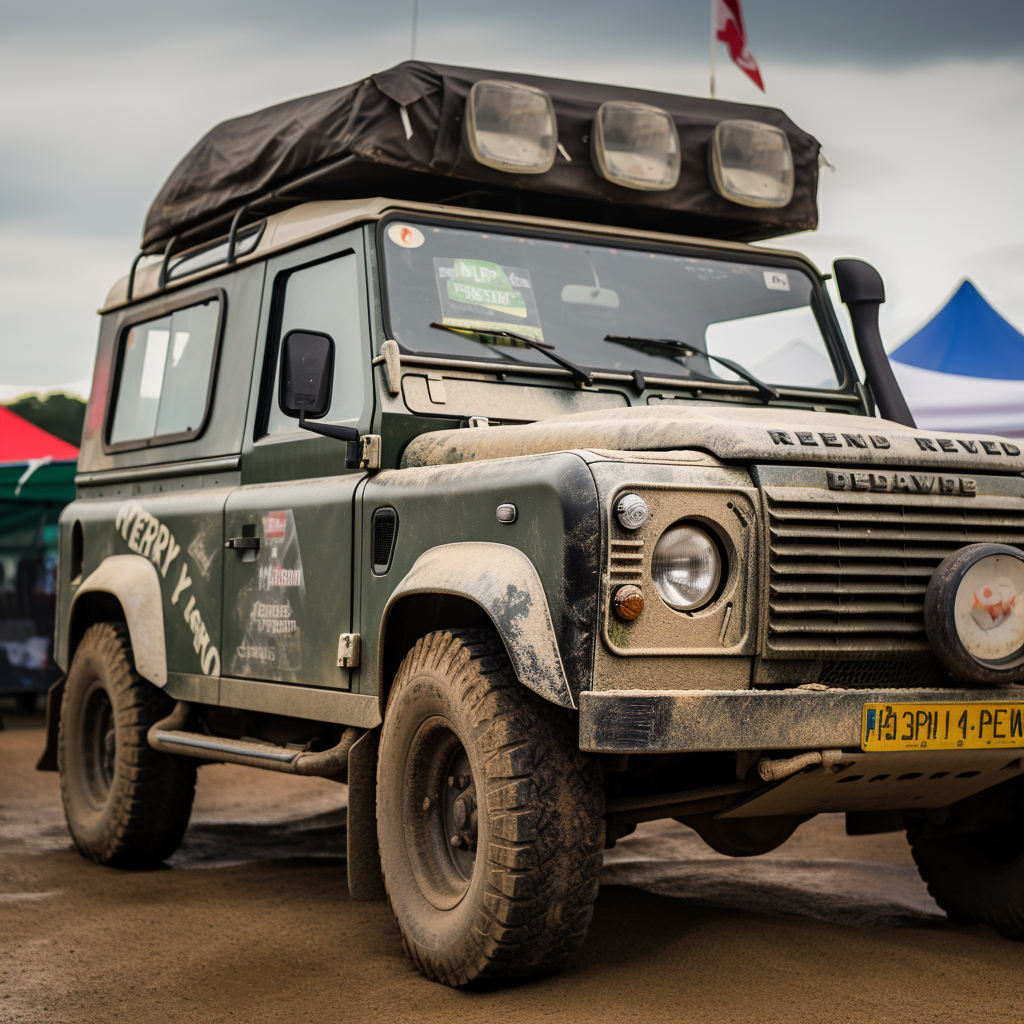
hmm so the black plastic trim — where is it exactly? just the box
[371,506,399,576]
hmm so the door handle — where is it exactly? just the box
[225,536,260,551]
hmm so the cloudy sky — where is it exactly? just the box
[2,0,1023,398]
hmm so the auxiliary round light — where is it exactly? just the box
[615,492,650,530]
[652,523,721,612]
[925,543,1024,686]
[464,80,557,175]
[592,101,681,191]
[709,119,794,209]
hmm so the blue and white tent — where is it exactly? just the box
[890,280,1024,438]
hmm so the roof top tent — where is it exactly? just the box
[140,61,821,269]
[0,412,78,706]
[890,280,1024,437]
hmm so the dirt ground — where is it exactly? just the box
[2,710,1023,1024]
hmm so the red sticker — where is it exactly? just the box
[263,512,287,539]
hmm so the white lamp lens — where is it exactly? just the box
[592,102,681,191]
[954,554,1024,664]
[652,524,721,611]
[710,120,794,209]
[465,80,557,174]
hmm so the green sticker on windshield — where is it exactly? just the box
[434,257,544,342]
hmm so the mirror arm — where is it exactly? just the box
[298,410,362,468]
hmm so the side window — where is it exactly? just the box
[264,254,364,436]
[109,295,221,447]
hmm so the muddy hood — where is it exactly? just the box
[401,404,1024,474]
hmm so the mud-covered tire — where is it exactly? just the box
[377,629,605,987]
[907,781,1024,938]
[58,622,196,867]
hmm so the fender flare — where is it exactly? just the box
[69,554,168,687]
[379,542,575,709]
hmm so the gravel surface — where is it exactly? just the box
[3,713,1023,1022]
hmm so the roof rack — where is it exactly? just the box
[140,61,821,257]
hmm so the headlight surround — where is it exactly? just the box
[652,523,722,611]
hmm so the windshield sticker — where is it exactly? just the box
[763,270,791,292]
[387,223,425,248]
[434,257,544,343]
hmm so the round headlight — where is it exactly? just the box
[652,523,722,611]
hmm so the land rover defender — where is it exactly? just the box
[41,62,1024,986]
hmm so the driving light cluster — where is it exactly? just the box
[463,82,791,205]
[652,523,722,611]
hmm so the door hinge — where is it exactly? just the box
[359,435,382,470]
[337,633,361,669]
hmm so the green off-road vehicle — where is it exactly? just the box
[41,62,1024,985]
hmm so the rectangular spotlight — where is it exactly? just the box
[592,102,681,191]
[464,80,557,174]
[710,119,795,209]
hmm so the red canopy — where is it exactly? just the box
[0,406,79,463]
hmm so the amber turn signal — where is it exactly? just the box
[613,584,644,621]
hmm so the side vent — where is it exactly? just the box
[372,507,398,576]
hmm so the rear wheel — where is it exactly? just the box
[908,779,1024,938]
[58,622,196,867]
[377,629,605,986]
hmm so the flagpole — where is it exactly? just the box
[709,0,717,98]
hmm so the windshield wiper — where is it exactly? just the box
[604,334,778,401]
[430,321,591,384]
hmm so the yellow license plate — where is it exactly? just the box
[861,702,1024,751]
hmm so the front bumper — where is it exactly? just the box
[578,686,1024,753]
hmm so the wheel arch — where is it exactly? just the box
[66,554,167,687]
[377,542,575,715]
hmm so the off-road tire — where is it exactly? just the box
[907,784,1024,938]
[377,629,605,987]
[58,622,196,867]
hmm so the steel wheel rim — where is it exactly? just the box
[402,715,479,911]
[82,684,116,806]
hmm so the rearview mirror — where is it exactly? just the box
[280,329,334,418]
[560,284,620,308]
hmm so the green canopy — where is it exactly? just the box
[0,459,76,699]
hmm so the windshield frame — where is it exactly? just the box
[375,211,859,402]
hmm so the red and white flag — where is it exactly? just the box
[714,0,764,92]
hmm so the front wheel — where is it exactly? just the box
[377,629,605,987]
[908,778,1024,938]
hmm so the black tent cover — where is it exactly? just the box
[143,61,821,253]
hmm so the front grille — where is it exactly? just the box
[765,489,1024,657]
[817,656,946,688]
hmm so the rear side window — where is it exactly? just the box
[108,293,222,448]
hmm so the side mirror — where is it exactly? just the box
[833,259,916,428]
[280,329,334,418]
[279,327,361,456]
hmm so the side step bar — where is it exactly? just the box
[147,702,361,779]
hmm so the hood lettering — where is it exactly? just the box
[827,469,976,496]
[770,430,1018,459]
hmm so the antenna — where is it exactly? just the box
[410,0,419,59]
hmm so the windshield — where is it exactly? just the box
[381,219,844,392]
